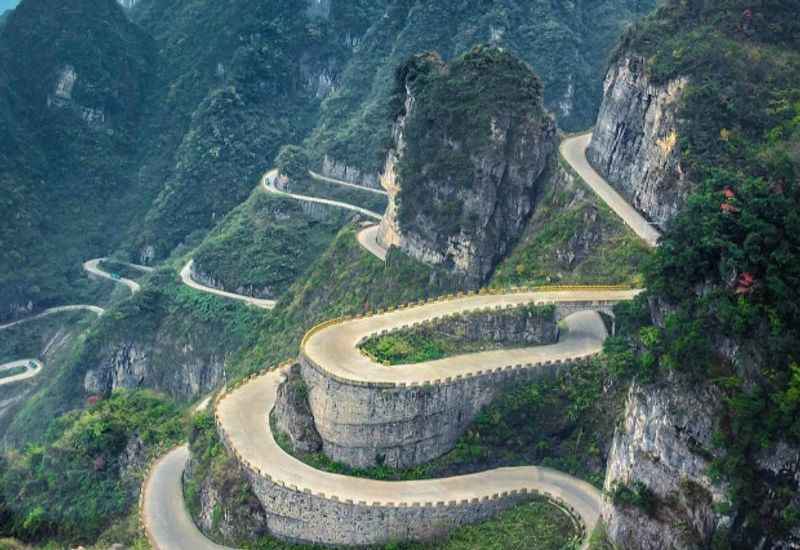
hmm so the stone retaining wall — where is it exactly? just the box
[300,353,592,469]
[213,383,586,546]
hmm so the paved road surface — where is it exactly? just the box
[305,289,639,385]
[0,359,43,386]
[309,170,388,196]
[560,133,661,247]
[83,258,153,294]
[142,445,233,550]
[0,305,105,330]
[218,363,603,547]
[262,170,383,221]
[356,224,388,261]
[179,260,277,310]
[142,132,659,548]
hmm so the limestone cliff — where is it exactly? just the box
[378,46,556,286]
[603,379,729,549]
[587,56,689,227]
[604,375,800,549]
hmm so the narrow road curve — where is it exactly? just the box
[0,359,43,387]
[560,133,661,248]
[143,135,656,549]
[179,260,277,310]
[262,170,384,221]
[216,292,631,548]
[309,170,388,196]
[83,258,154,294]
[0,305,105,331]
[0,306,105,386]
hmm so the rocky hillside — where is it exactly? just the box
[377,46,556,285]
[597,2,800,548]
[307,0,657,180]
[0,0,155,321]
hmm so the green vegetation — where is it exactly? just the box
[361,304,555,365]
[276,145,311,183]
[608,481,659,517]
[0,365,27,379]
[610,1,800,543]
[129,0,386,262]
[193,192,349,299]
[491,161,650,288]
[288,176,388,215]
[0,390,184,544]
[308,0,656,174]
[0,0,156,317]
[2,269,268,449]
[278,299,647,487]
[97,260,147,282]
[228,224,464,380]
[394,46,545,239]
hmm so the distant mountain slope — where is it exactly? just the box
[0,0,155,320]
[307,0,656,175]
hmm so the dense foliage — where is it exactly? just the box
[615,0,800,544]
[193,192,348,299]
[491,160,650,288]
[0,391,184,543]
[0,0,155,318]
[308,0,656,173]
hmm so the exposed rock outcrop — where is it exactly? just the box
[272,364,322,454]
[378,47,556,287]
[587,56,689,227]
[321,155,380,189]
[604,375,800,549]
[185,452,269,544]
[83,338,225,401]
[603,379,729,549]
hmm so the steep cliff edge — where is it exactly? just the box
[598,3,800,547]
[587,56,689,227]
[378,46,556,286]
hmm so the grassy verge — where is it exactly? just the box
[360,304,556,365]
[491,160,650,289]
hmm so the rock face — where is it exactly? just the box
[185,453,269,544]
[83,339,225,401]
[321,155,380,190]
[605,375,800,550]
[587,56,689,227]
[272,364,322,454]
[378,47,556,287]
[603,379,730,549]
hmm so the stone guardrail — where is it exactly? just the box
[299,283,635,350]
[355,301,558,366]
[211,364,587,545]
[297,284,632,390]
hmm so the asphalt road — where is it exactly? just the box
[560,133,661,247]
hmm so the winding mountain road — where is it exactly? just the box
[0,305,105,331]
[262,170,384,222]
[309,170,388,196]
[142,135,652,549]
[180,260,278,310]
[83,258,153,294]
[0,359,43,387]
[560,133,661,247]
